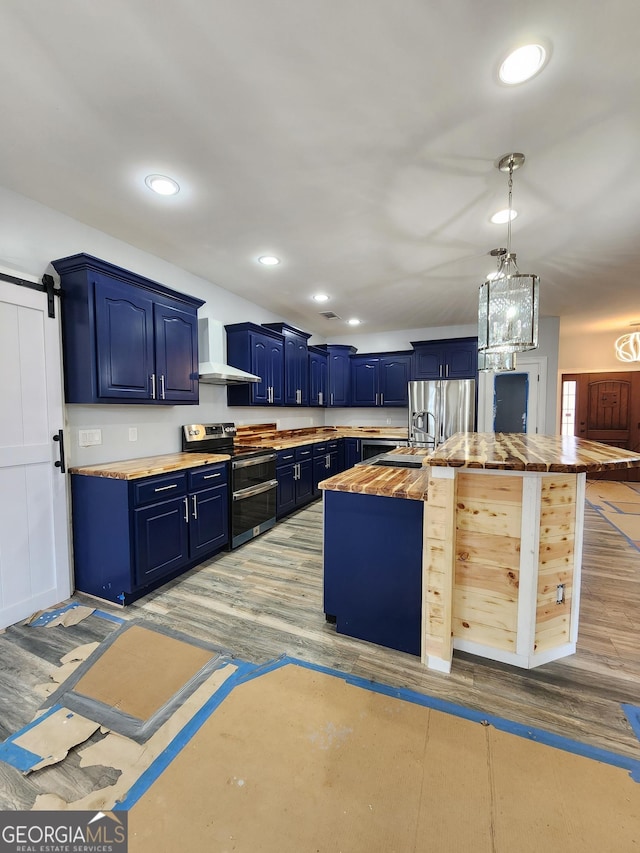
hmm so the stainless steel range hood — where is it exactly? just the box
[198,317,260,385]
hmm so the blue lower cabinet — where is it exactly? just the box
[71,463,229,605]
[276,445,315,518]
[343,438,361,469]
[323,490,423,656]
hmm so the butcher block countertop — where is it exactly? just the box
[319,448,431,501]
[428,432,640,473]
[234,423,408,451]
[69,452,230,481]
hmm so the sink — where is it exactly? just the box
[369,453,424,469]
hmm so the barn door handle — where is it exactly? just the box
[53,429,66,474]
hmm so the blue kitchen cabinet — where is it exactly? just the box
[411,337,478,380]
[226,323,284,406]
[316,345,356,407]
[276,445,314,518]
[313,440,340,495]
[309,346,328,407]
[52,253,202,405]
[343,438,361,469]
[351,353,411,406]
[323,490,423,656]
[263,323,311,406]
[71,463,229,605]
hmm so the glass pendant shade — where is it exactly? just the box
[615,332,640,362]
[478,349,518,372]
[478,267,539,354]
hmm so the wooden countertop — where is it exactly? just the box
[319,448,431,501]
[236,425,408,451]
[428,432,640,473]
[69,452,230,481]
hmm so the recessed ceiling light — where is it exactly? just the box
[347,318,361,326]
[145,174,180,195]
[257,256,280,266]
[312,293,330,303]
[490,208,518,225]
[499,44,547,85]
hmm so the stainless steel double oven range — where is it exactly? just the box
[182,423,277,549]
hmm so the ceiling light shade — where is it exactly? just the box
[478,350,517,372]
[490,208,518,225]
[144,174,180,195]
[615,332,640,362]
[257,255,280,266]
[478,154,539,356]
[347,318,361,326]
[499,44,547,84]
[312,293,330,303]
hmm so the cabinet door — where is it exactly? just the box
[328,352,351,407]
[444,340,478,379]
[283,337,309,406]
[268,339,285,405]
[313,454,332,496]
[343,438,361,469]
[248,334,272,404]
[276,463,297,518]
[295,458,314,506]
[379,355,411,406]
[94,276,155,399]
[154,302,199,402]
[412,343,443,380]
[134,496,189,585]
[189,484,229,557]
[309,352,328,406]
[351,358,379,406]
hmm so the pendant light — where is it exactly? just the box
[615,325,640,363]
[478,153,539,356]
[478,350,517,372]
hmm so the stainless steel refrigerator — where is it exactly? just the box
[408,379,475,449]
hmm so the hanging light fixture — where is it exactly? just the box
[478,153,539,356]
[478,350,517,372]
[615,325,640,362]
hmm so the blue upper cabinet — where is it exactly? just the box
[351,353,411,406]
[226,323,284,406]
[308,346,328,407]
[317,345,356,407]
[52,254,202,404]
[263,323,311,406]
[411,337,478,380]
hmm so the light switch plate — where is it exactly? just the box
[78,428,102,447]
[129,427,138,442]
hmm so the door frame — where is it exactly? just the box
[478,355,547,435]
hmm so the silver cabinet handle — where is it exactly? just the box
[380,392,384,405]
[160,374,166,399]
[330,392,334,405]
[183,496,189,522]
[150,373,156,399]
[192,494,198,519]
[439,364,443,378]
[318,391,323,406]
[325,454,330,468]
[445,364,449,377]
[154,483,178,492]
[202,473,222,480]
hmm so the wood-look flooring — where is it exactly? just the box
[1,496,640,809]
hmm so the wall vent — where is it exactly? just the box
[319,311,341,320]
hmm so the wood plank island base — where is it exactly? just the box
[320,433,640,674]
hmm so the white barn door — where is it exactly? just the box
[0,279,71,629]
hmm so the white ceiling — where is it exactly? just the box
[1,1,639,338]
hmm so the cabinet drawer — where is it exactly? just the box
[327,441,339,451]
[189,464,228,491]
[133,472,187,507]
[277,449,296,466]
[313,443,328,456]
[295,445,313,461]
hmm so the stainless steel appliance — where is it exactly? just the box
[360,437,409,461]
[408,379,475,449]
[182,423,277,549]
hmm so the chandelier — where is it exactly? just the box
[478,350,517,372]
[478,153,539,356]
[615,330,640,363]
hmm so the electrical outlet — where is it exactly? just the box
[78,429,102,447]
[129,427,138,442]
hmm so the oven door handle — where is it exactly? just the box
[232,479,278,501]
[233,453,277,469]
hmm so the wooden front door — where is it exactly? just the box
[563,372,640,480]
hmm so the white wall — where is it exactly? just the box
[559,326,639,374]
[1,185,561,464]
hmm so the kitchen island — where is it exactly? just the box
[320,434,640,673]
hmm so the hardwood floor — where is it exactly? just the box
[1,496,639,809]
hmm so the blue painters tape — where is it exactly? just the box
[28,603,80,627]
[0,704,64,771]
[586,500,640,554]
[114,660,260,811]
[93,609,125,624]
